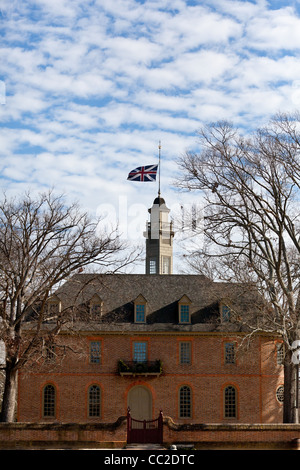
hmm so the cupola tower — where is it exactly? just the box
[144,195,174,274]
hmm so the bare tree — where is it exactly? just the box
[0,190,137,422]
[176,113,300,423]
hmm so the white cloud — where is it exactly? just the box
[245,6,300,50]
[157,5,242,52]
[210,0,268,21]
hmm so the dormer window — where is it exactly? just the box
[178,295,192,324]
[220,300,231,322]
[47,295,61,317]
[89,294,103,316]
[136,304,145,322]
[180,305,190,323]
[134,294,147,323]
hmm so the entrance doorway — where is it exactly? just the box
[127,385,152,420]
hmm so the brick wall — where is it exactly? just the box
[0,421,299,450]
[18,332,284,424]
[163,420,300,450]
[0,420,127,449]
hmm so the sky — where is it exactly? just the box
[1,0,300,272]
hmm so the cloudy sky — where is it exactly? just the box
[1,0,300,271]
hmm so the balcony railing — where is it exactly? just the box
[118,359,163,377]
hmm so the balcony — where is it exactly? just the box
[118,359,163,377]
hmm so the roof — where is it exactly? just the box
[53,274,258,331]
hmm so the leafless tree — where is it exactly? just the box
[0,190,138,422]
[176,113,300,423]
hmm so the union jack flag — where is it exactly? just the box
[127,164,158,182]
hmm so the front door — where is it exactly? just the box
[127,385,152,420]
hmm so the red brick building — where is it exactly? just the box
[17,196,284,424]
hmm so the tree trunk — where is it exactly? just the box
[283,352,299,423]
[0,363,18,422]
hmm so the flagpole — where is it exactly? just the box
[158,141,161,197]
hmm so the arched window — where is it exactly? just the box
[224,385,237,418]
[179,385,192,418]
[43,384,56,418]
[88,385,101,417]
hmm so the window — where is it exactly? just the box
[48,303,60,315]
[89,295,103,316]
[43,384,56,418]
[224,385,237,418]
[47,295,61,317]
[149,259,156,274]
[179,385,192,418]
[162,256,170,274]
[90,341,101,364]
[134,295,147,323]
[178,295,192,324]
[88,385,101,417]
[222,305,231,322]
[48,302,61,317]
[91,303,102,315]
[276,343,284,365]
[180,305,190,323]
[179,342,191,364]
[45,343,56,363]
[135,304,145,323]
[276,385,284,403]
[224,342,236,364]
[133,341,147,363]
